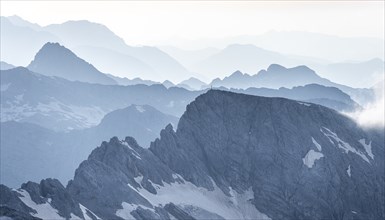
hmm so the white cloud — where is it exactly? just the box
[346,79,384,128]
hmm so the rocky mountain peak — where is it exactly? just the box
[27,42,116,85]
[2,90,383,220]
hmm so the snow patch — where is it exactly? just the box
[79,203,101,220]
[359,139,374,160]
[122,141,142,160]
[303,150,324,168]
[347,165,351,177]
[69,213,84,219]
[134,176,144,184]
[116,202,153,219]
[312,137,322,151]
[37,100,106,127]
[128,176,270,220]
[17,189,64,219]
[321,127,370,163]
[135,105,146,113]
[297,102,311,106]
[1,98,106,129]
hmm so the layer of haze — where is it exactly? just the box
[1,1,384,48]
[1,1,384,129]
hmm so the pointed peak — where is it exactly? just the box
[124,136,139,148]
[35,42,75,58]
[40,42,67,50]
[165,123,174,132]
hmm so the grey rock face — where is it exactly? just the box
[130,206,167,220]
[241,83,361,112]
[0,206,41,220]
[39,179,83,219]
[90,105,179,147]
[150,90,384,219]
[21,179,83,219]
[2,90,383,220]
[1,103,178,188]
[181,205,225,220]
[164,203,196,220]
[67,136,177,219]
[0,185,37,217]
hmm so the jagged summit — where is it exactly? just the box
[150,89,384,219]
[2,90,384,220]
[27,42,116,85]
[211,64,331,90]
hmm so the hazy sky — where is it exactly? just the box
[1,1,384,46]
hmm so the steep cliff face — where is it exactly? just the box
[67,136,178,219]
[150,90,384,219]
[1,90,384,220]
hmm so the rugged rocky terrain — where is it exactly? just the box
[1,90,384,219]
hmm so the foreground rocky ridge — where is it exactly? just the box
[1,90,384,220]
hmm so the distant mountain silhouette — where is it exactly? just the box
[1,16,195,81]
[1,67,363,133]
[43,20,194,81]
[1,67,368,188]
[162,80,175,88]
[1,104,178,188]
[192,44,298,78]
[27,42,117,85]
[238,84,361,112]
[172,43,383,88]
[73,46,158,80]
[106,74,158,86]
[84,105,178,147]
[312,58,385,88]
[0,17,59,66]
[211,64,328,89]
[174,31,384,62]
[0,61,15,70]
[1,67,199,131]
[210,64,374,106]
[5,15,41,30]
[177,77,207,90]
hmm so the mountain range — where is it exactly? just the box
[164,44,384,88]
[1,62,363,133]
[210,65,374,106]
[1,104,178,188]
[1,16,193,82]
[0,61,15,70]
[2,16,383,88]
[1,90,383,219]
[164,30,384,62]
[1,55,365,189]
[0,67,197,131]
